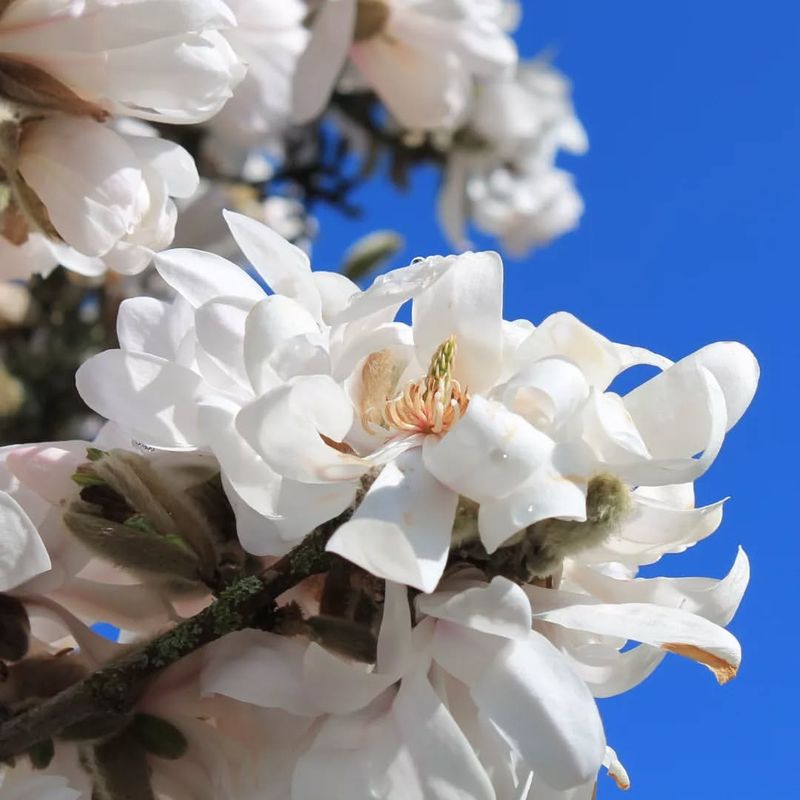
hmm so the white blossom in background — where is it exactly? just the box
[440,58,589,255]
[207,0,309,150]
[0,0,244,280]
[293,0,518,131]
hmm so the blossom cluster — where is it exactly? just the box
[0,2,759,799]
[0,0,585,283]
[0,208,758,797]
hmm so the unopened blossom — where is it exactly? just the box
[0,0,243,278]
[440,59,588,255]
[293,0,518,131]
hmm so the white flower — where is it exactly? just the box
[293,0,517,131]
[208,0,309,148]
[11,117,200,277]
[75,221,758,597]
[0,0,243,124]
[76,210,359,557]
[0,0,243,278]
[203,576,608,797]
[440,59,588,254]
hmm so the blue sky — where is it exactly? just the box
[311,2,800,795]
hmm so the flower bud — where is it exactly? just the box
[64,449,260,596]
[522,474,631,578]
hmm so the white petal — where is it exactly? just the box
[496,357,589,432]
[569,548,749,627]
[155,248,264,308]
[417,576,532,640]
[122,135,199,198]
[202,630,318,714]
[236,376,364,483]
[76,350,204,447]
[412,250,503,394]
[195,296,253,389]
[0,491,50,591]
[423,396,558,504]
[534,601,741,684]
[518,312,670,389]
[244,295,319,395]
[224,210,321,320]
[391,669,496,800]
[624,343,756,459]
[433,625,606,789]
[291,0,355,123]
[327,450,457,592]
[19,117,140,256]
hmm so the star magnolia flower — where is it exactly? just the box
[0,0,243,277]
[440,59,588,254]
[202,577,611,797]
[75,218,758,596]
[229,249,758,592]
[293,0,517,131]
[76,210,364,558]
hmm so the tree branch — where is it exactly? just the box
[0,522,340,761]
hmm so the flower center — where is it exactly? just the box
[362,336,469,436]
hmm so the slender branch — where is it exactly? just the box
[0,521,340,761]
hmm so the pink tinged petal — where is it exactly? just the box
[327,450,458,592]
[6,441,88,504]
[0,491,50,591]
[570,548,749,627]
[417,576,532,640]
[0,775,82,800]
[390,669,496,800]
[154,248,264,308]
[534,602,741,684]
[302,643,396,715]
[377,581,413,675]
[51,578,172,632]
[76,350,205,447]
[291,0,356,123]
[194,296,253,390]
[412,251,503,394]
[423,396,559,504]
[223,210,322,320]
[244,295,320,395]
[433,626,605,790]
[19,117,140,257]
[236,375,364,483]
[497,357,589,431]
[202,630,319,714]
[26,596,122,666]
